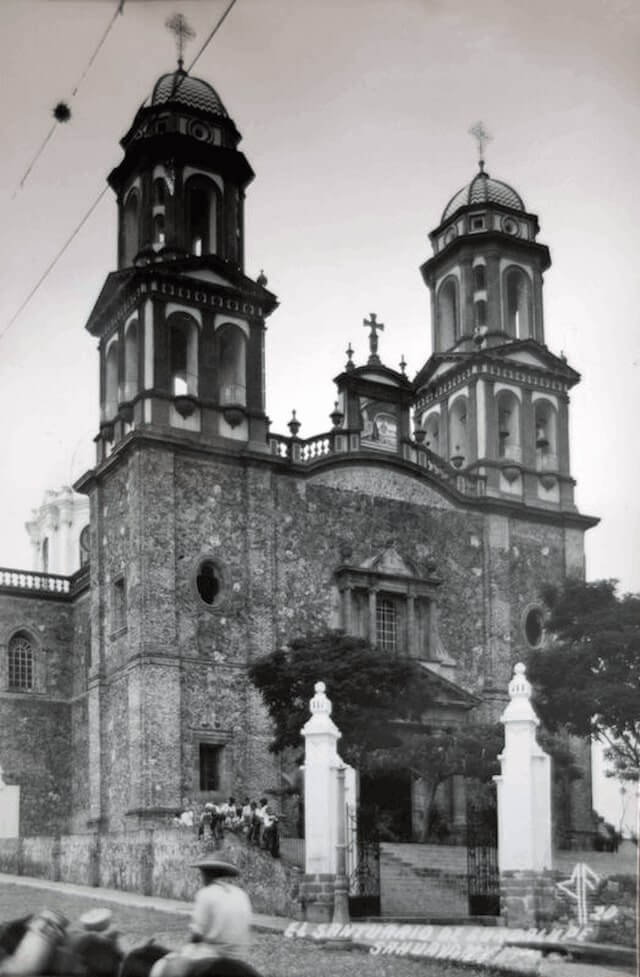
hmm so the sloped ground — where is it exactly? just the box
[0,879,503,977]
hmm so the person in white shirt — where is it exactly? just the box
[149,858,255,977]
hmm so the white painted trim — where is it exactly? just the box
[448,385,469,408]
[531,391,559,409]
[476,379,486,456]
[183,166,224,195]
[166,303,202,328]
[213,313,249,339]
[144,299,153,389]
[494,382,523,402]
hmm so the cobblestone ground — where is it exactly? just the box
[0,882,501,977]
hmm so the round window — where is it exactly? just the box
[524,607,544,648]
[196,561,220,605]
[502,217,519,236]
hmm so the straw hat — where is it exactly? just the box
[190,857,240,877]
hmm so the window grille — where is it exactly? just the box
[8,635,33,691]
[376,597,397,652]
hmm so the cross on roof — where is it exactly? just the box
[469,121,492,166]
[165,12,196,70]
[363,313,384,364]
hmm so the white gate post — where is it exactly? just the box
[495,662,554,927]
[300,681,341,920]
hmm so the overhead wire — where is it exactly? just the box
[1,0,239,344]
[11,0,126,197]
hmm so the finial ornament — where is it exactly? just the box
[469,121,492,168]
[165,12,196,70]
[399,354,407,375]
[345,343,355,371]
[509,661,532,700]
[363,313,384,364]
[309,681,332,716]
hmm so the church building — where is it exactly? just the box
[0,60,597,842]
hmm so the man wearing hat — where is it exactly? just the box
[150,858,253,977]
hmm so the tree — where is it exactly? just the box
[248,630,432,768]
[527,579,640,780]
[249,629,503,840]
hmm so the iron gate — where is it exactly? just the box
[466,798,500,916]
[346,807,381,917]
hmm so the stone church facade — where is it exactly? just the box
[0,65,597,841]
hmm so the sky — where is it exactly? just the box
[0,0,639,592]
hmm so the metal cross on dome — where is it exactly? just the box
[363,313,384,364]
[166,12,196,70]
[469,121,492,166]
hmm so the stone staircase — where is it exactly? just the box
[380,843,470,918]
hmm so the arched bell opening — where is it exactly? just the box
[448,396,468,468]
[103,337,120,422]
[534,399,558,471]
[496,390,522,462]
[437,276,459,350]
[185,175,220,257]
[503,266,532,339]
[167,312,199,398]
[217,323,247,407]
[122,189,140,267]
[123,319,139,403]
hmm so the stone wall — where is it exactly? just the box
[0,829,300,918]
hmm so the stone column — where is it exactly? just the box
[300,681,340,921]
[332,763,350,924]
[495,663,554,928]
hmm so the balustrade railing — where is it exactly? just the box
[0,567,71,595]
[268,429,487,498]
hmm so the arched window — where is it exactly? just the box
[8,633,34,691]
[218,324,247,405]
[168,313,198,397]
[423,412,440,454]
[104,339,119,420]
[437,277,459,349]
[534,400,558,470]
[153,178,166,206]
[153,213,165,247]
[504,267,531,339]
[186,176,219,257]
[122,190,139,266]
[473,264,486,291]
[496,390,521,461]
[41,538,49,574]
[448,396,468,467]
[123,319,139,402]
[79,525,90,568]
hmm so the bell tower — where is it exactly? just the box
[414,131,580,511]
[85,36,277,463]
[75,39,279,830]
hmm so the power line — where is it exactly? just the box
[11,1,126,197]
[1,187,110,344]
[2,0,240,341]
[186,0,239,75]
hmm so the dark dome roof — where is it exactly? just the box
[151,69,228,117]
[442,167,525,222]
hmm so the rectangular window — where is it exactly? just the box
[376,597,397,652]
[112,576,127,633]
[199,743,223,792]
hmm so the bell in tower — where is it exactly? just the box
[413,124,581,511]
[83,17,277,463]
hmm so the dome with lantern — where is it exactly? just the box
[151,69,229,118]
[442,164,525,222]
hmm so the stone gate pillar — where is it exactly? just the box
[495,662,554,927]
[300,681,340,921]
